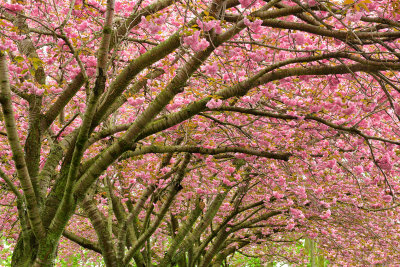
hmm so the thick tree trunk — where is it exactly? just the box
[11,232,40,267]
[12,233,62,267]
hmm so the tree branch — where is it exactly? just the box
[0,52,45,239]
[63,230,102,254]
[123,145,291,161]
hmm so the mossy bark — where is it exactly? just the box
[11,232,39,267]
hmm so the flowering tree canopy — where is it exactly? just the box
[1,0,400,265]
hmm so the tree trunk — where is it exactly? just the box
[11,232,39,267]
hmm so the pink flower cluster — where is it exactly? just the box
[292,32,305,45]
[239,0,254,8]
[21,81,45,96]
[377,155,393,171]
[320,210,331,220]
[127,97,145,107]
[183,31,210,52]
[196,19,222,34]
[77,21,89,32]
[244,18,263,33]
[382,194,393,203]
[3,3,24,12]
[206,98,223,109]
[204,63,218,75]
[346,12,363,23]
[140,16,162,34]
[290,208,305,220]
[0,40,16,52]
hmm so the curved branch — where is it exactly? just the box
[123,145,291,161]
[81,195,117,266]
[260,19,400,43]
[63,230,101,254]
[209,107,400,146]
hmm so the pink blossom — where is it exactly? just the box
[57,40,66,48]
[183,31,209,51]
[204,63,218,75]
[306,0,317,6]
[382,194,393,203]
[205,156,215,168]
[227,166,235,173]
[319,140,329,147]
[248,51,264,62]
[292,32,305,45]
[206,98,223,109]
[214,23,222,34]
[239,0,254,8]
[377,155,393,171]
[115,1,124,12]
[222,178,235,186]
[310,105,321,113]
[127,97,145,107]
[35,88,45,96]
[314,187,324,196]
[273,191,284,199]
[85,56,97,68]
[195,39,210,51]
[196,19,216,32]
[244,18,263,33]
[354,165,364,175]
[242,96,252,103]
[290,208,305,219]
[196,188,206,194]
[4,3,24,12]
[140,16,161,34]
[347,12,363,23]
[287,221,296,230]
[86,68,96,77]
[343,105,356,115]
[326,159,336,168]
[154,15,167,25]
[77,21,89,31]
[320,209,331,220]
[394,103,400,115]
[78,102,86,112]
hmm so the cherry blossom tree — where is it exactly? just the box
[1,0,400,266]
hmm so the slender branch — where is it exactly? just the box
[63,230,102,254]
[171,189,230,264]
[54,113,80,140]
[159,199,203,265]
[210,107,400,145]
[260,19,400,44]
[41,72,85,130]
[81,195,117,266]
[0,167,22,199]
[122,154,191,265]
[111,0,176,48]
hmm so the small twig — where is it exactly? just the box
[54,113,80,140]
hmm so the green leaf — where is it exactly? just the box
[14,56,24,63]
[30,57,44,70]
